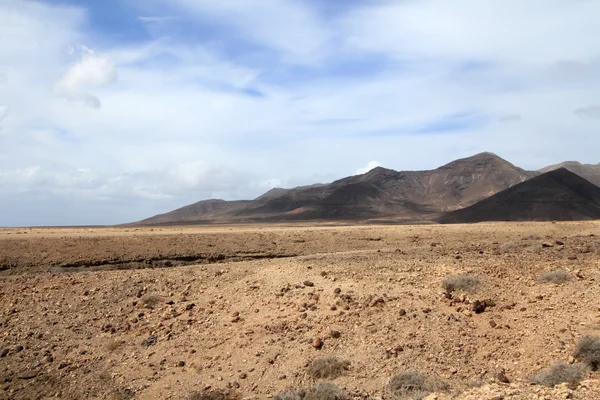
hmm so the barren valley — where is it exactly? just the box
[1,222,600,399]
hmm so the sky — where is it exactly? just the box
[1,0,600,226]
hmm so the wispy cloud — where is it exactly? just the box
[574,105,600,119]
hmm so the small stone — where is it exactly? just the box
[472,300,486,314]
[232,311,240,317]
[299,312,307,319]
[177,361,185,367]
[185,303,195,311]
[303,281,314,287]
[17,371,38,380]
[422,308,432,314]
[312,337,323,349]
[0,349,8,358]
[142,335,158,347]
[45,356,54,363]
[334,288,341,294]
[495,371,510,383]
[398,309,406,316]
[239,372,247,379]
[330,330,341,339]
[542,242,554,248]
[555,240,564,246]
[489,320,497,328]
[15,345,23,353]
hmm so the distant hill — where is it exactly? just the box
[137,152,536,225]
[438,168,600,223]
[539,161,600,187]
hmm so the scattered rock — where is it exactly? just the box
[303,281,314,287]
[542,242,554,248]
[0,349,8,358]
[330,330,341,339]
[177,361,185,367]
[239,372,247,379]
[312,337,323,349]
[495,371,510,383]
[142,335,158,347]
[472,300,486,314]
[399,309,406,316]
[17,371,38,380]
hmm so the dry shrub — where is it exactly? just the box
[388,371,449,400]
[521,234,541,240]
[441,274,480,294]
[531,362,587,387]
[106,340,124,352]
[539,270,570,284]
[574,335,600,370]
[307,357,349,379]
[275,382,347,400]
[141,294,161,308]
[499,242,517,251]
[188,389,238,400]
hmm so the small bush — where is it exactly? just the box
[275,382,347,400]
[499,242,518,251]
[539,270,570,284]
[188,389,238,400]
[521,234,541,241]
[106,340,124,352]
[141,294,161,308]
[307,357,349,379]
[441,274,480,294]
[574,335,600,370]
[388,371,449,400]
[531,362,587,387]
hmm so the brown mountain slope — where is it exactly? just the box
[539,161,600,186]
[438,168,600,223]
[137,152,536,225]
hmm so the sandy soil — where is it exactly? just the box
[1,222,600,399]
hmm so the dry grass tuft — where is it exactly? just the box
[574,335,600,370]
[106,340,124,352]
[275,382,347,400]
[441,274,480,294]
[187,389,238,400]
[307,357,349,379]
[388,371,449,400]
[141,294,161,308]
[531,362,587,387]
[539,270,570,284]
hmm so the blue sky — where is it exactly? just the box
[1,0,600,226]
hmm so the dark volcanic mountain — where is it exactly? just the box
[438,168,600,224]
[539,161,600,187]
[138,152,536,225]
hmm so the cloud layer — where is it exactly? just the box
[1,0,599,226]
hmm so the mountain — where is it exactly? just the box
[137,152,537,225]
[438,168,600,223]
[539,161,600,187]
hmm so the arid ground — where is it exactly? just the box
[1,222,600,399]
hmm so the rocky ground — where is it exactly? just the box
[1,222,600,399]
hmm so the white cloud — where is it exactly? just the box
[574,105,600,119]
[355,161,381,175]
[169,0,332,63]
[54,51,117,108]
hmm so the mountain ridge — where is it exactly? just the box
[136,152,546,225]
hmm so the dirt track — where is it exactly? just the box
[1,222,600,399]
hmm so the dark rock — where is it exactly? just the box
[185,303,195,311]
[334,288,341,294]
[495,371,510,383]
[142,335,158,347]
[303,281,314,287]
[330,330,341,339]
[17,371,38,380]
[472,300,486,314]
[177,361,185,367]
[0,349,8,358]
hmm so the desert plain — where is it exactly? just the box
[1,222,600,399]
